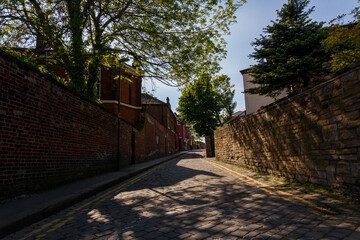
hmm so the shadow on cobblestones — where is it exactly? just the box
[76,154,358,239]
[7,152,360,240]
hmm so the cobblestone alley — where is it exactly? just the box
[4,151,360,240]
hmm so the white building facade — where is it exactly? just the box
[241,68,287,114]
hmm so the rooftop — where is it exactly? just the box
[141,93,164,105]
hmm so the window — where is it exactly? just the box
[156,135,160,145]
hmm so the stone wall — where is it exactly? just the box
[215,64,360,195]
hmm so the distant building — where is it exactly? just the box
[99,68,178,162]
[141,94,178,154]
[175,114,192,151]
[241,68,286,114]
[100,64,143,126]
[192,141,205,149]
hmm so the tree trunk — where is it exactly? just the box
[87,55,101,100]
[205,133,215,157]
[66,0,87,95]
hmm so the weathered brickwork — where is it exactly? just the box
[119,112,177,166]
[0,51,177,200]
[215,64,360,195]
[0,51,118,199]
[135,112,177,162]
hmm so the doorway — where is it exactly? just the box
[131,131,135,164]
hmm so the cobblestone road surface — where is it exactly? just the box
[4,151,360,240]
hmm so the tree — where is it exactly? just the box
[0,0,244,99]
[322,3,360,72]
[177,73,236,137]
[245,0,329,98]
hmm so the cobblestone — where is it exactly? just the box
[4,152,360,240]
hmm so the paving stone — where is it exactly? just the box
[144,226,158,233]
[106,235,120,240]
[164,231,179,238]
[155,236,170,240]
[121,230,134,237]
[95,230,114,237]
[230,229,249,237]
[245,230,262,238]
[99,224,115,231]
[326,230,352,238]
[348,230,360,239]
[191,231,211,239]
[79,234,97,240]
[222,225,239,234]
[178,232,192,239]
[144,231,163,239]
[304,230,326,239]
[158,226,175,233]
[286,232,305,239]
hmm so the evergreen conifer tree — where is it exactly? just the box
[246,0,329,97]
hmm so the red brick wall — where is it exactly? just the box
[177,121,185,151]
[135,112,177,162]
[118,120,133,167]
[143,105,165,125]
[0,51,181,200]
[0,51,118,200]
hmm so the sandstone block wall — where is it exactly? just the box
[215,64,360,195]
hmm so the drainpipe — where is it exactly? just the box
[117,58,129,170]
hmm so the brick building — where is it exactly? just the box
[141,94,178,154]
[46,58,178,162]
[100,65,143,126]
[96,64,179,163]
[176,115,192,151]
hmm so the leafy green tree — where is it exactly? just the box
[0,0,244,99]
[323,3,360,72]
[245,0,329,98]
[177,73,236,137]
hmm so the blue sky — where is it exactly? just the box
[147,0,359,113]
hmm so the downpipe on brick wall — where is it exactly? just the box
[117,58,129,170]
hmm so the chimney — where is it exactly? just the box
[166,97,171,108]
